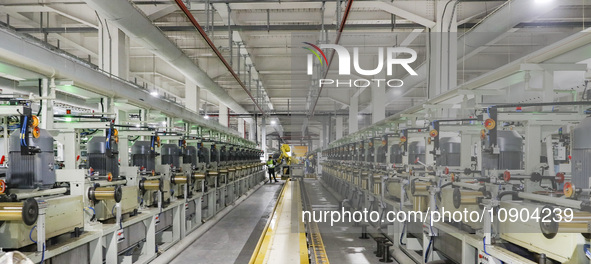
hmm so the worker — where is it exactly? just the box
[267,155,278,183]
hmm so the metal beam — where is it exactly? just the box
[15,21,590,34]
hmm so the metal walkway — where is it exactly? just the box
[169,182,283,264]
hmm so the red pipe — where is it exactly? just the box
[173,0,265,115]
[309,0,354,117]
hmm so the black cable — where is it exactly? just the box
[100,98,104,117]
[37,79,42,116]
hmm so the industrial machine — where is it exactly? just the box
[131,137,164,208]
[320,100,591,264]
[0,108,84,250]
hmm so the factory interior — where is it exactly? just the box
[3,0,591,263]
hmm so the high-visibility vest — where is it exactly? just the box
[267,160,275,169]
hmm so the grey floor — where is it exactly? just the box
[170,182,283,264]
[303,178,399,264]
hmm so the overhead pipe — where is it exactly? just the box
[0,26,240,136]
[83,0,258,117]
[309,0,354,117]
[173,0,265,115]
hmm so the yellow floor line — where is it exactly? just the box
[249,180,290,264]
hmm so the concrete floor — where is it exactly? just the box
[303,178,399,264]
[170,182,283,264]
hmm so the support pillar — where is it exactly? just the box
[219,104,228,127]
[238,118,245,138]
[249,120,256,141]
[336,116,343,140]
[322,119,328,147]
[349,96,358,134]
[99,23,130,79]
[185,80,200,113]
[371,84,385,124]
[428,1,458,98]
[39,78,54,130]
[261,117,267,155]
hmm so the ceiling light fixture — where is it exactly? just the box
[150,91,158,97]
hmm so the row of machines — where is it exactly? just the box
[0,101,265,263]
[321,101,591,264]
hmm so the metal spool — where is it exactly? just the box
[193,172,206,180]
[411,181,430,195]
[88,186,122,203]
[452,188,481,209]
[171,174,188,184]
[140,178,163,192]
[0,198,38,226]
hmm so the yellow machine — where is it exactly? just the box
[278,144,292,165]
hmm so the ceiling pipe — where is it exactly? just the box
[308,0,354,118]
[173,0,265,115]
[83,0,256,118]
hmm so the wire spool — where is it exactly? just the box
[88,186,122,203]
[0,198,38,226]
[171,174,188,184]
[400,136,407,143]
[557,211,591,234]
[208,171,219,177]
[413,196,427,212]
[219,169,229,174]
[411,181,430,195]
[140,178,163,192]
[452,188,481,209]
[193,172,206,180]
[480,129,487,140]
[0,179,5,194]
